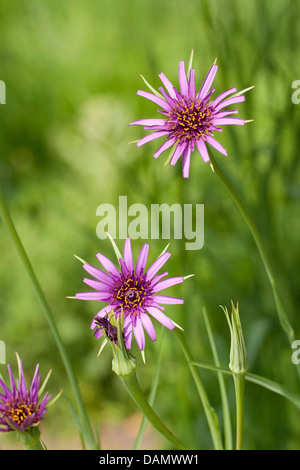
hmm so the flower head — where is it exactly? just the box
[130,56,247,177]
[75,238,184,351]
[0,356,52,433]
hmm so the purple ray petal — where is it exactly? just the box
[159,72,177,99]
[214,95,245,112]
[198,64,218,100]
[96,253,120,277]
[83,263,114,286]
[152,276,184,293]
[133,318,145,350]
[145,252,171,281]
[136,243,149,275]
[123,316,133,349]
[213,117,245,126]
[154,294,184,305]
[146,306,175,330]
[205,135,228,156]
[196,139,210,162]
[76,291,111,301]
[188,69,196,100]
[169,141,185,166]
[129,118,167,127]
[141,314,156,342]
[137,90,171,111]
[83,278,112,291]
[153,137,177,159]
[137,130,169,147]
[210,87,237,108]
[182,146,191,178]
[178,61,188,96]
[123,238,134,272]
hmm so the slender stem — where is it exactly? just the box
[0,189,98,450]
[175,329,224,450]
[120,372,187,450]
[209,151,295,346]
[233,374,245,450]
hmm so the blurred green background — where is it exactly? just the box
[0,0,300,450]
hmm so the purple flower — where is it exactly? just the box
[130,58,246,177]
[0,358,51,433]
[76,238,184,351]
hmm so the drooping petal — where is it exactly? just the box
[205,135,228,156]
[153,137,177,159]
[141,313,156,342]
[146,306,175,330]
[133,317,145,350]
[182,146,192,178]
[170,141,186,166]
[196,139,210,162]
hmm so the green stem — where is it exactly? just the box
[120,372,187,450]
[209,151,295,346]
[175,329,224,450]
[24,439,45,450]
[0,188,98,450]
[233,374,245,450]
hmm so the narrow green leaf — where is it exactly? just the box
[140,75,164,99]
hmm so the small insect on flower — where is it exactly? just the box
[130,52,250,177]
[75,238,186,352]
[0,354,53,433]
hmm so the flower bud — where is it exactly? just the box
[221,301,248,375]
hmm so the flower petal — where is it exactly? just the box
[196,139,210,162]
[145,252,171,281]
[129,118,167,127]
[136,243,149,275]
[151,277,184,293]
[96,253,120,277]
[137,130,169,147]
[170,142,186,166]
[140,313,156,342]
[205,135,228,156]
[133,318,145,350]
[146,306,175,330]
[153,294,184,305]
[198,64,218,100]
[137,90,171,111]
[182,146,191,178]
[213,117,245,126]
[159,72,177,99]
[153,137,177,159]
[178,61,189,96]
[123,238,134,272]
[76,291,111,301]
[188,69,196,100]
[210,87,237,108]
[83,263,113,286]
[214,95,245,112]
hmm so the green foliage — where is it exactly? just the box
[0,0,299,450]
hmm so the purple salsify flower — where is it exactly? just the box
[0,358,51,433]
[76,238,184,351]
[130,59,246,177]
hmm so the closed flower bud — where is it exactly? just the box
[221,301,248,375]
